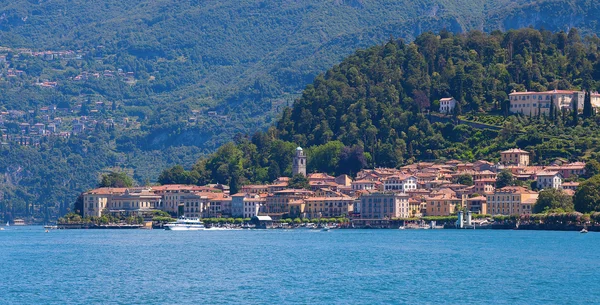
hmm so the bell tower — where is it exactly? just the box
[292,147,307,176]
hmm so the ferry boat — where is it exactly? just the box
[164,217,205,231]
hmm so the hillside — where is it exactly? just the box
[158,28,600,194]
[2,1,600,220]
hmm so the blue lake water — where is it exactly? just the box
[0,227,599,304]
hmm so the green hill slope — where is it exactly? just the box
[1,1,600,219]
[160,28,600,194]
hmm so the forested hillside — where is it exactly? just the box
[159,28,600,193]
[2,0,600,220]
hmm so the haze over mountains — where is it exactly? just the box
[0,0,600,219]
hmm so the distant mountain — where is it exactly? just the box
[1,0,600,219]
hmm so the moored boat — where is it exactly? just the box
[164,217,205,231]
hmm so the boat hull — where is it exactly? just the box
[164,225,205,231]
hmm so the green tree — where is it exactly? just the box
[455,174,474,186]
[533,188,574,213]
[495,170,514,189]
[584,160,600,179]
[583,91,593,118]
[99,172,134,188]
[574,174,600,213]
[288,174,309,189]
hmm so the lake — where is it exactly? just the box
[0,227,598,304]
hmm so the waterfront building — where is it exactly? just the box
[204,193,231,218]
[82,187,127,217]
[264,189,313,219]
[466,196,487,215]
[243,194,265,219]
[152,185,216,214]
[359,192,410,219]
[109,188,162,217]
[425,193,461,216]
[179,193,207,218]
[303,196,354,219]
[231,193,266,218]
[500,148,530,166]
[292,147,307,176]
[487,186,538,215]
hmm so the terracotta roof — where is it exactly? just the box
[495,186,537,194]
[501,148,529,154]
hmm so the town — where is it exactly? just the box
[77,146,588,228]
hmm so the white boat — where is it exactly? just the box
[581,228,588,234]
[44,225,58,230]
[321,225,330,231]
[6,221,9,227]
[164,217,205,231]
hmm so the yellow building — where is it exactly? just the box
[110,189,163,215]
[82,187,127,217]
[425,193,461,216]
[487,186,538,215]
[509,90,584,116]
[304,196,354,219]
[264,189,313,219]
[501,148,530,166]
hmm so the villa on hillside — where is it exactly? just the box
[439,97,457,114]
[508,89,600,116]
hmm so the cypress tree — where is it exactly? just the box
[583,91,593,118]
[549,95,555,121]
[572,94,579,126]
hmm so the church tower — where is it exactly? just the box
[292,147,307,176]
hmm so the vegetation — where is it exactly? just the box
[6,2,600,219]
[99,172,134,188]
[574,174,600,213]
[455,174,474,186]
[157,28,600,218]
[533,189,574,213]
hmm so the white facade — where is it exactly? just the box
[536,172,562,190]
[439,97,457,114]
[383,175,418,192]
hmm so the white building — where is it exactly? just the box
[383,175,418,192]
[231,193,265,218]
[439,97,457,114]
[536,171,562,190]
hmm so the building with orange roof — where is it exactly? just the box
[351,179,381,191]
[466,196,487,215]
[425,193,461,216]
[487,186,538,215]
[501,148,530,166]
[303,196,354,218]
[474,178,496,194]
